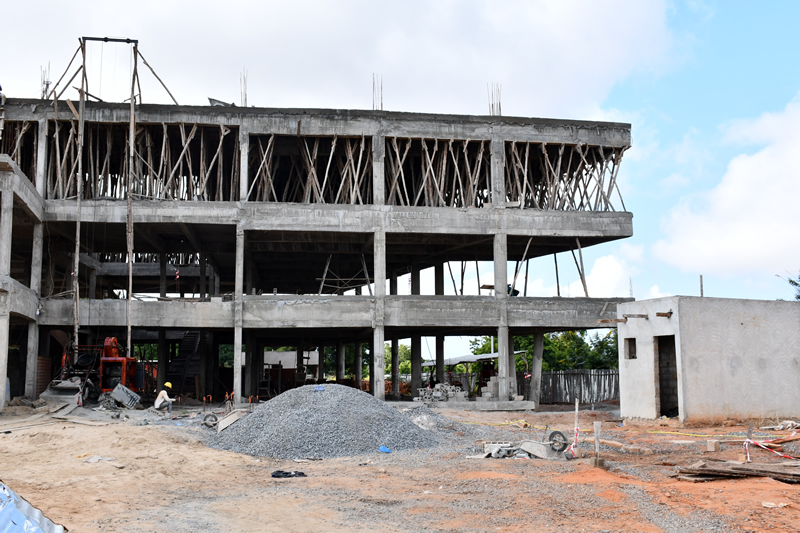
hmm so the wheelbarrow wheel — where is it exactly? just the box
[549,430,568,452]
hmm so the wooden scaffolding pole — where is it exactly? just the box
[72,40,87,352]
[127,44,138,357]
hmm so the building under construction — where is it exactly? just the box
[0,40,633,406]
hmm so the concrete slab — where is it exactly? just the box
[426,400,536,411]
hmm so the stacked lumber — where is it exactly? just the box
[677,460,800,484]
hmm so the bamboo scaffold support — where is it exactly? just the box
[385,138,491,208]
[505,141,627,211]
[247,134,372,204]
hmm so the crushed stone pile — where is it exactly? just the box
[402,405,478,436]
[208,384,438,458]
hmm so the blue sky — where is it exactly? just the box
[2,0,798,356]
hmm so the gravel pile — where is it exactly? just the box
[401,405,488,441]
[208,384,438,458]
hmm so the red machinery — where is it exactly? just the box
[42,337,143,404]
[98,338,140,393]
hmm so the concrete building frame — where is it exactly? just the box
[0,95,633,407]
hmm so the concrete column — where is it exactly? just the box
[157,329,167,391]
[434,262,444,296]
[25,221,43,399]
[24,323,38,399]
[355,342,362,388]
[36,118,48,197]
[531,331,544,408]
[411,336,422,397]
[436,335,444,383]
[0,193,14,407]
[317,345,325,382]
[374,231,386,297]
[0,191,12,276]
[372,229,386,399]
[239,127,249,201]
[372,134,385,205]
[497,325,509,401]
[159,253,167,297]
[371,335,384,399]
[391,339,399,395]
[213,268,220,296]
[199,253,207,301]
[0,313,8,409]
[494,232,509,401]
[233,228,244,403]
[389,272,397,296]
[410,263,421,395]
[508,332,517,397]
[30,222,42,293]
[490,136,505,208]
[244,332,254,397]
[336,341,345,381]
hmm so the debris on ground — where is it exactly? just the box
[676,460,800,483]
[271,470,307,478]
[761,420,800,431]
[208,384,437,458]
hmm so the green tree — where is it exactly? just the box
[218,344,234,368]
[789,272,800,301]
[384,343,411,374]
[472,330,619,373]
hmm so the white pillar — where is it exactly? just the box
[239,127,249,201]
[36,118,48,197]
[233,228,244,403]
[0,191,12,408]
[494,232,509,401]
[0,191,12,276]
[25,221,43,399]
[0,313,8,409]
[531,331,544,408]
[372,134,385,205]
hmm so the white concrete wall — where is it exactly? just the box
[617,297,681,420]
[677,297,800,422]
[619,296,800,422]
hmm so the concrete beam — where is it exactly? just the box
[0,156,44,222]
[0,191,12,277]
[40,299,234,328]
[7,99,632,148]
[36,294,628,330]
[0,277,38,321]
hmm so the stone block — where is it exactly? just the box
[706,439,720,452]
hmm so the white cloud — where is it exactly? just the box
[3,0,673,118]
[653,95,800,276]
[619,243,645,263]
[648,285,669,298]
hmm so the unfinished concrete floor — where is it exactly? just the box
[1,404,798,532]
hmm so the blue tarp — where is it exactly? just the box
[0,480,66,533]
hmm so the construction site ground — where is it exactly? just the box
[1,400,799,532]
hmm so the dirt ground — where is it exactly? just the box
[1,402,799,532]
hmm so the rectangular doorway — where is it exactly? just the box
[656,335,678,418]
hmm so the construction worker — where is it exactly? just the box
[154,382,176,417]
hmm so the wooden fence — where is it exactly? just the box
[538,369,619,404]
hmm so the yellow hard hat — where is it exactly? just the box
[164,382,172,389]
